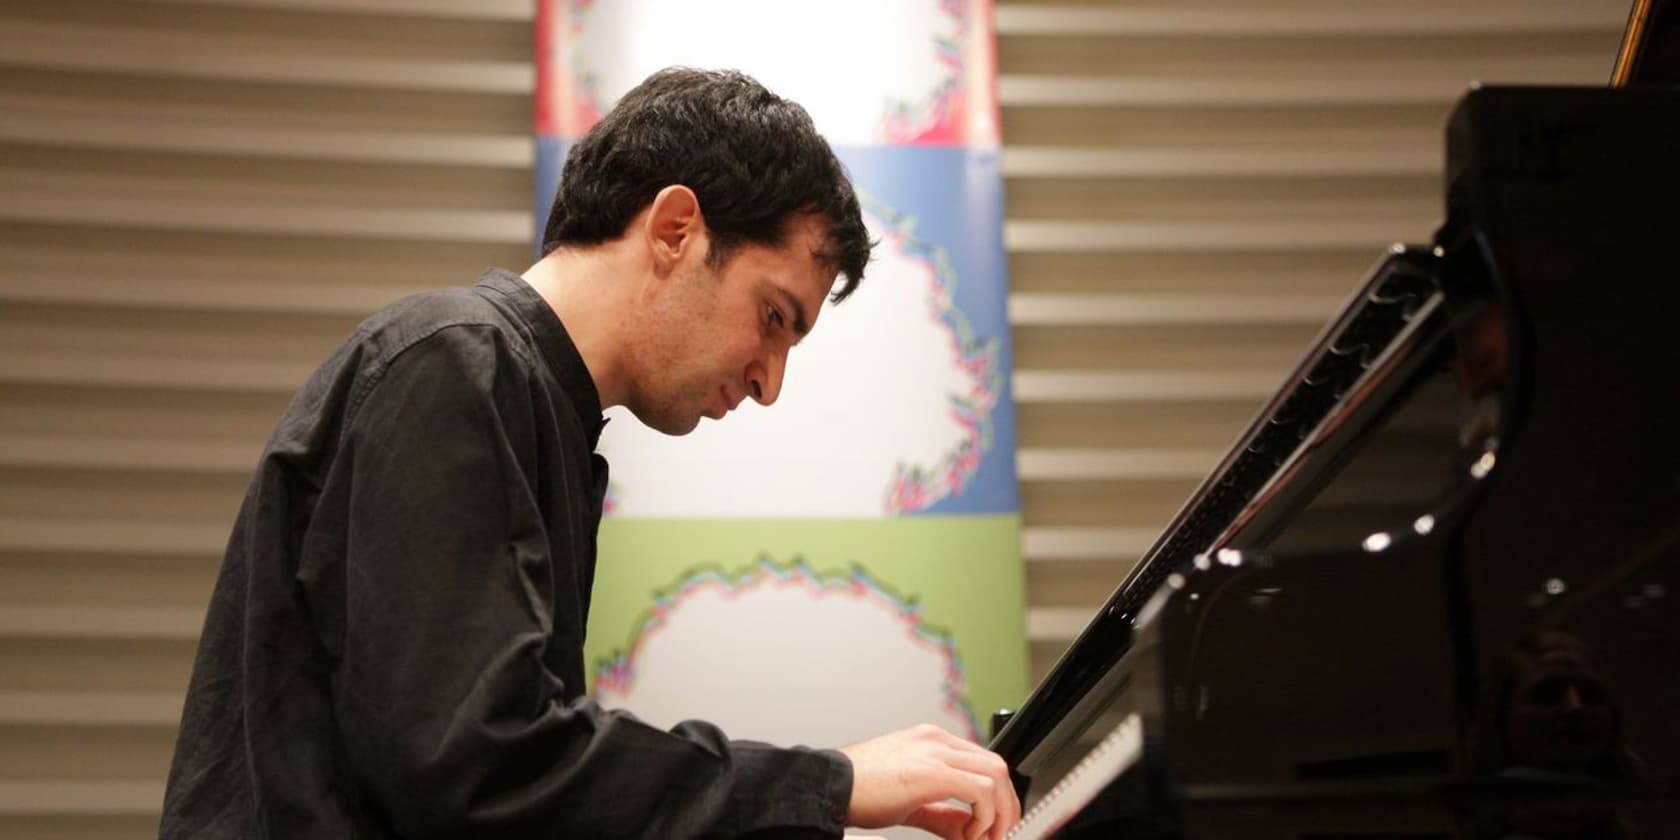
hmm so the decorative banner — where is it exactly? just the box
[536,0,1025,759]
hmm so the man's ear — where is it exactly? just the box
[644,185,704,275]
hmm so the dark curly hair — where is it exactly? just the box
[542,67,871,302]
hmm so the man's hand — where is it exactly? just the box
[839,724,1020,840]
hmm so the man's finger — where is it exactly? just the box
[958,770,997,840]
[937,748,1018,839]
[905,802,972,840]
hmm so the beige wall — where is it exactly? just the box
[0,0,1627,835]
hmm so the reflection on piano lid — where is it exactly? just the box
[991,82,1680,840]
[1613,0,1680,85]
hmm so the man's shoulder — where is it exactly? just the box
[361,283,503,339]
[350,281,532,373]
[288,279,541,430]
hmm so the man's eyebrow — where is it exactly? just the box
[776,286,811,344]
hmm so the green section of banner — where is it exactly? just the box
[587,515,1029,741]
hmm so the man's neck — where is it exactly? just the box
[520,247,638,410]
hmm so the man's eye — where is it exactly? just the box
[768,305,785,327]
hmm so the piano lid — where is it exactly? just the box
[1612,0,1680,85]
[992,79,1680,839]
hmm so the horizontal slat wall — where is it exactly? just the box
[998,0,1628,681]
[0,0,1631,835]
[0,0,533,836]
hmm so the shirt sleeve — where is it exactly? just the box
[308,325,852,838]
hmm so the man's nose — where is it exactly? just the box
[748,352,785,407]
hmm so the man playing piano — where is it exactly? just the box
[160,67,1020,840]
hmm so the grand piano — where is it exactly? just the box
[991,3,1680,837]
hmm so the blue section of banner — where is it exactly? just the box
[534,135,567,259]
[832,145,1018,516]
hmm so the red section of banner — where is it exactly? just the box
[534,0,998,147]
[534,0,603,139]
[890,0,998,146]
[533,0,553,135]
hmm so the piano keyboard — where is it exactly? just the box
[1006,714,1143,840]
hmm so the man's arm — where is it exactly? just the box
[313,326,849,837]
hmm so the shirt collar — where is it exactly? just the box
[474,267,608,448]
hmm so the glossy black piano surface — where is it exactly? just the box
[992,85,1680,839]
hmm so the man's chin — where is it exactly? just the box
[633,411,703,437]
[667,417,704,436]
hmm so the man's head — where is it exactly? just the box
[543,67,869,297]
[541,68,872,435]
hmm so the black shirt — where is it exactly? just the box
[162,268,851,838]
